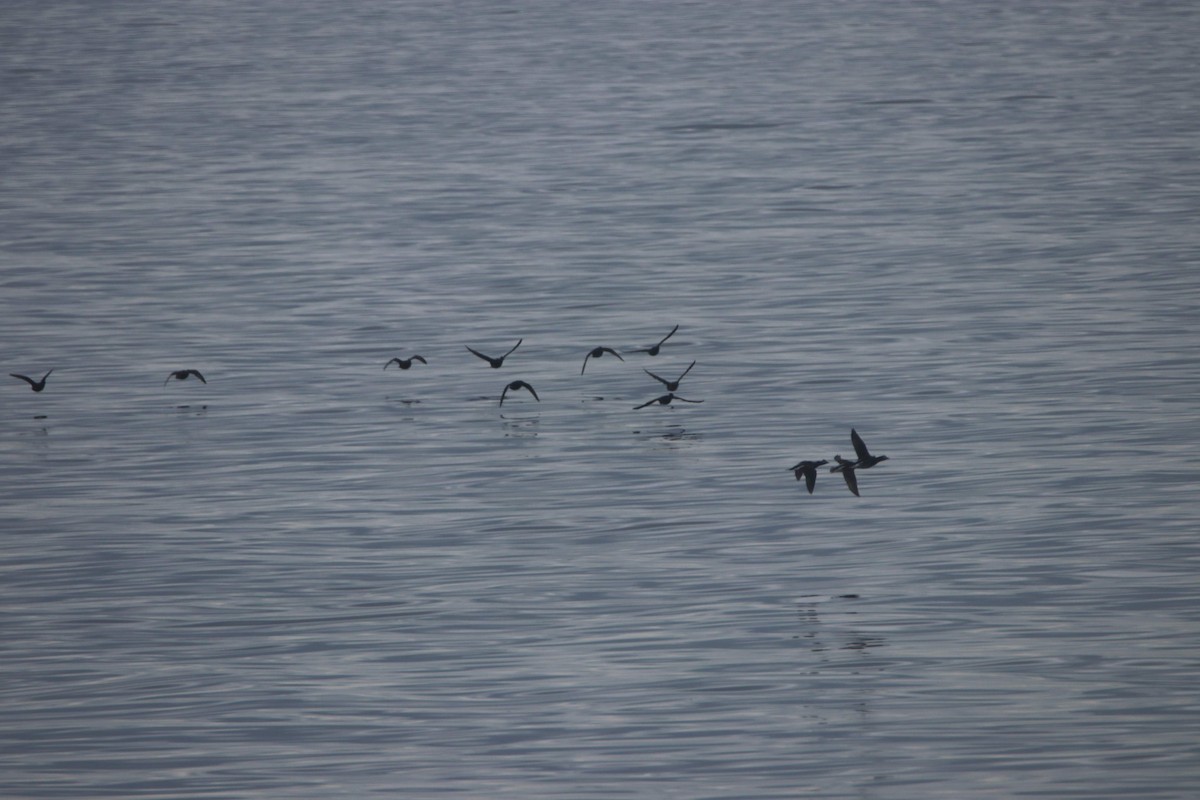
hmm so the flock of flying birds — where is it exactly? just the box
[10,324,890,496]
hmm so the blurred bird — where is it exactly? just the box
[788,459,828,494]
[384,355,427,370]
[164,369,206,387]
[466,339,522,368]
[581,346,624,374]
[10,369,53,392]
[499,380,539,407]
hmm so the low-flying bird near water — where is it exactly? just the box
[466,339,522,368]
[499,380,539,407]
[581,346,624,374]
[788,459,828,494]
[644,360,696,392]
[633,392,703,410]
[163,369,206,387]
[10,369,53,392]
[383,355,427,370]
[632,324,678,356]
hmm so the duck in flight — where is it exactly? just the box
[644,359,695,392]
[164,369,207,387]
[633,392,703,409]
[788,459,828,494]
[829,456,860,496]
[466,339,522,368]
[10,369,53,392]
[849,428,889,469]
[383,355,427,370]
[581,346,624,374]
[632,324,678,356]
[499,380,539,407]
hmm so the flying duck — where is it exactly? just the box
[466,339,522,368]
[581,346,624,374]
[10,369,53,392]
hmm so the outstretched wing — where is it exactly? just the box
[841,467,860,497]
[521,381,540,401]
[10,373,35,387]
[465,345,491,363]
[643,368,669,387]
[656,324,679,347]
[188,369,207,383]
[851,429,870,461]
[502,339,523,358]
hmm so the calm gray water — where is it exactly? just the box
[3,1,1199,797]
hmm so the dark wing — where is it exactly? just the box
[674,396,703,404]
[675,360,696,382]
[10,373,35,387]
[188,370,207,383]
[521,381,540,401]
[412,355,427,365]
[465,345,491,363]
[581,352,592,374]
[383,358,398,370]
[657,324,679,347]
[851,429,870,461]
[633,397,658,409]
[502,339,523,359]
[498,385,510,406]
[602,347,624,361]
[643,368,670,387]
[841,467,860,496]
[803,466,817,494]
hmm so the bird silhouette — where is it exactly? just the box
[850,428,889,469]
[164,369,207,387]
[581,346,624,374]
[829,456,860,496]
[466,339,522,368]
[633,392,703,409]
[644,360,695,391]
[632,324,678,356]
[788,459,828,494]
[384,355,427,370]
[10,369,53,392]
[499,380,539,407]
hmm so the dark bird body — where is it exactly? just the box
[384,355,427,370]
[466,339,522,368]
[633,392,703,409]
[10,369,53,392]
[499,380,539,407]
[632,324,678,356]
[788,459,828,494]
[164,369,206,387]
[581,346,624,374]
[644,360,695,392]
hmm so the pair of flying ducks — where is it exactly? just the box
[789,429,889,496]
[10,369,206,392]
